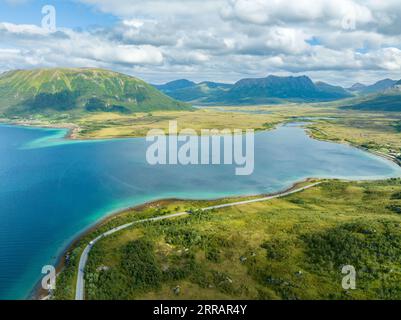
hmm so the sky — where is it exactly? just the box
[0,0,401,86]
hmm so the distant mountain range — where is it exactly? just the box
[155,75,354,105]
[154,75,401,110]
[0,68,190,116]
[347,79,398,95]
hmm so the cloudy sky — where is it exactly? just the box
[1,0,401,86]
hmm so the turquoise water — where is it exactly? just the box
[0,123,400,300]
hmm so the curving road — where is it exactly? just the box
[75,182,321,300]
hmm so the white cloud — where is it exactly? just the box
[78,0,222,24]
[0,0,400,85]
[221,0,373,27]
[363,47,401,71]
[0,22,164,71]
[0,22,49,35]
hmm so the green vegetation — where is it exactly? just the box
[55,179,401,300]
[306,112,401,161]
[5,108,286,139]
[0,68,190,116]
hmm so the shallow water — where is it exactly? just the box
[0,123,400,299]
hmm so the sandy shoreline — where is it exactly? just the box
[32,178,321,300]
[0,119,82,139]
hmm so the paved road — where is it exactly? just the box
[75,182,321,300]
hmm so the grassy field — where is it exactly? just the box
[3,100,401,160]
[70,104,347,139]
[306,112,401,158]
[4,104,400,159]
[1,108,282,139]
[54,179,401,300]
[0,103,361,139]
[73,109,283,139]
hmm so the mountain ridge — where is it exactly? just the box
[156,75,352,105]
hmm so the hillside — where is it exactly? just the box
[344,86,401,112]
[0,68,190,116]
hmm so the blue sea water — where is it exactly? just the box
[0,123,400,300]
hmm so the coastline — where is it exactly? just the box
[2,118,399,168]
[0,119,81,139]
[32,178,320,300]
[2,120,397,299]
[304,126,401,168]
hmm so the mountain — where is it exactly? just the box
[348,79,397,94]
[344,84,401,112]
[156,75,352,105]
[154,80,233,103]
[0,68,190,116]
[213,75,352,104]
[315,81,352,99]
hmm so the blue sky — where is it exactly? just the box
[0,0,117,28]
[0,0,400,86]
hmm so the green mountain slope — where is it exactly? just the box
[344,91,401,112]
[344,80,401,111]
[0,68,190,116]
